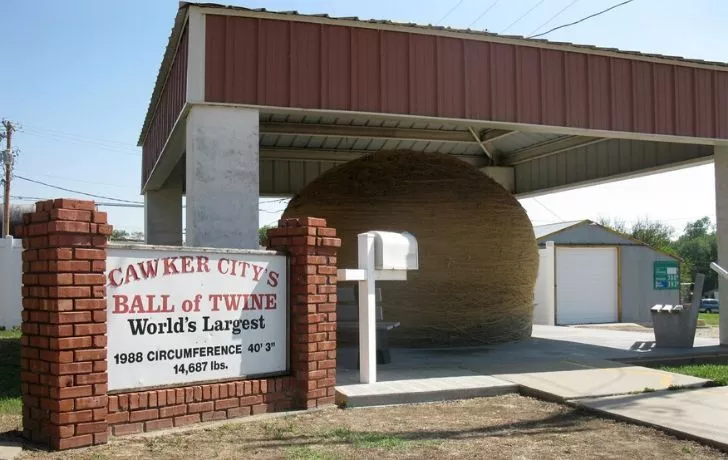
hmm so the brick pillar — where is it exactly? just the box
[18,199,112,450]
[267,217,340,408]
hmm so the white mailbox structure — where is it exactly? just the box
[338,231,418,384]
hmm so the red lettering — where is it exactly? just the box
[230,260,238,276]
[163,257,179,275]
[129,295,145,314]
[197,256,210,273]
[240,262,250,277]
[108,268,123,287]
[217,258,229,275]
[223,294,249,311]
[267,271,279,287]
[181,256,194,273]
[265,294,277,310]
[208,294,223,311]
[125,264,140,284]
[252,264,264,281]
[137,259,159,279]
[251,294,264,310]
[113,295,129,313]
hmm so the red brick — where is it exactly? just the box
[74,274,106,285]
[108,396,119,412]
[48,233,94,247]
[159,404,186,418]
[56,434,94,450]
[74,299,105,310]
[129,408,159,422]
[194,386,203,401]
[53,199,96,211]
[92,211,107,224]
[76,373,107,385]
[51,311,92,324]
[318,359,336,370]
[75,323,106,335]
[97,224,113,236]
[48,260,91,273]
[149,392,157,407]
[317,341,336,351]
[202,410,227,422]
[92,286,105,298]
[145,418,174,432]
[40,248,73,260]
[112,423,143,436]
[53,362,92,375]
[166,389,176,405]
[51,410,93,425]
[219,384,228,399]
[50,286,91,298]
[251,404,268,415]
[51,336,92,350]
[93,407,107,421]
[50,208,92,222]
[317,396,335,406]
[92,260,106,272]
[215,398,239,410]
[93,335,107,347]
[316,227,336,237]
[37,272,73,286]
[76,396,107,410]
[202,385,211,400]
[227,406,251,418]
[94,432,109,444]
[94,383,107,395]
[48,220,91,234]
[318,377,336,388]
[74,248,105,260]
[30,211,50,223]
[174,414,201,427]
[75,421,107,435]
[51,385,93,399]
[239,395,263,406]
[106,411,129,424]
[40,397,74,412]
[158,390,167,406]
[188,401,214,413]
[75,349,106,361]
[317,266,337,275]
[92,310,106,322]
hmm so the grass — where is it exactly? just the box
[0,332,21,416]
[698,313,720,327]
[22,395,726,459]
[0,328,21,339]
[660,363,728,386]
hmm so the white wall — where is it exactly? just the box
[533,241,555,325]
[0,236,22,329]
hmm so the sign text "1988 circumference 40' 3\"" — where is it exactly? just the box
[105,248,288,391]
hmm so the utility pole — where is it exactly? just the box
[2,120,15,238]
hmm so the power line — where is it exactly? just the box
[20,124,136,148]
[20,129,140,156]
[501,0,547,34]
[467,0,501,28]
[529,0,635,39]
[14,175,143,204]
[527,0,580,37]
[531,197,564,221]
[435,0,466,25]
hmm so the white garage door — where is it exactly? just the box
[556,247,618,325]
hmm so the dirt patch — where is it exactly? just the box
[19,395,724,459]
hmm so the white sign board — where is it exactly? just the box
[106,247,288,391]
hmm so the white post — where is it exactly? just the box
[358,233,377,383]
[715,145,728,346]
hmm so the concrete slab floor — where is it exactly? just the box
[578,386,728,451]
[336,374,518,408]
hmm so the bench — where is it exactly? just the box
[337,285,400,364]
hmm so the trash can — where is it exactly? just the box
[651,273,704,348]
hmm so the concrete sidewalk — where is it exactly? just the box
[578,386,728,451]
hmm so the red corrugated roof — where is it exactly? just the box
[138,1,728,145]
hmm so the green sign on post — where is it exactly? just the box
[654,260,679,290]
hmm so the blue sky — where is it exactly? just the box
[4,0,728,235]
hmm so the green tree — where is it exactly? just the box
[629,218,675,255]
[674,217,718,293]
[259,225,274,247]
